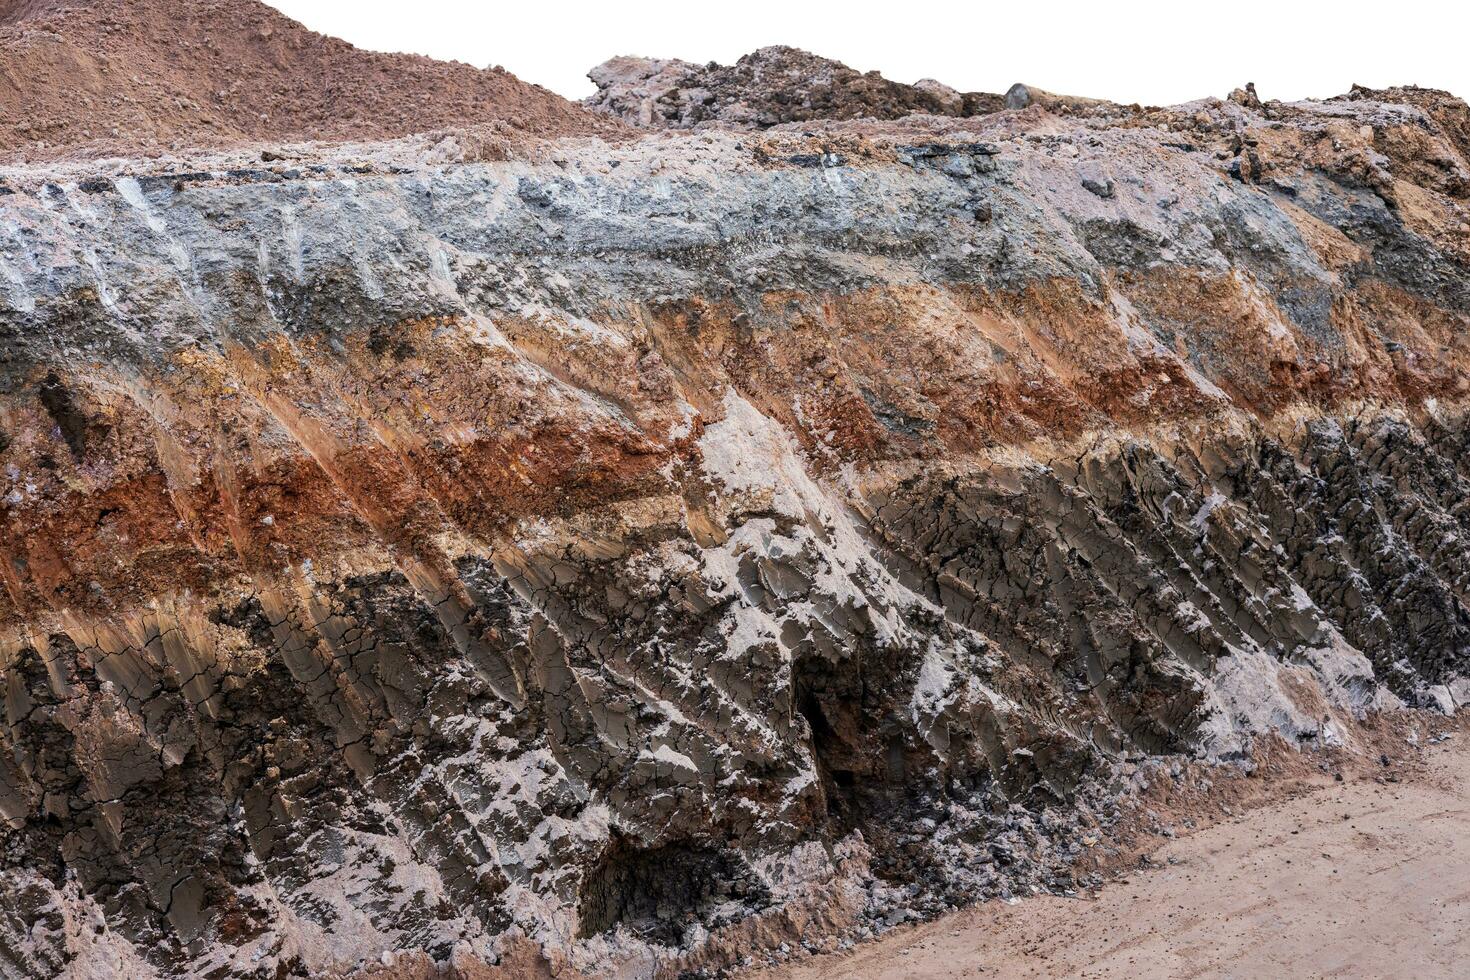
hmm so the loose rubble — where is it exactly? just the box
[585,45,1004,129]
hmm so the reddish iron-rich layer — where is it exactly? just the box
[3,267,1467,636]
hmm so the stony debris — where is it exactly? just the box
[585,45,1004,128]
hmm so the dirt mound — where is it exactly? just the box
[0,0,72,23]
[0,0,622,159]
[586,45,1004,129]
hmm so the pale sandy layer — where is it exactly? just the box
[754,737,1470,979]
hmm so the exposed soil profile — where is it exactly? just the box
[4,3,1470,979]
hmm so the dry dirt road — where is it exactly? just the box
[754,738,1470,979]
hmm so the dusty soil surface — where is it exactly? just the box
[753,736,1470,979]
[0,0,622,160]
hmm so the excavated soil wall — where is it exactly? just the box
[0,82,1469,978]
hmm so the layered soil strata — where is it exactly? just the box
[1,26,1470,980]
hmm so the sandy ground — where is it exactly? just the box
[754,737,1470,979]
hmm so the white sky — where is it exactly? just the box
[266,0,1468,107]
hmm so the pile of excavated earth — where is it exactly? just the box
[2,2,1470,978]
[0,0,620,159]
